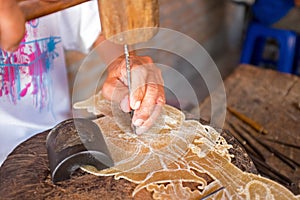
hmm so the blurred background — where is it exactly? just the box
[66,0,246,111]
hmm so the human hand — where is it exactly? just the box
[0,0,25,51]
[102,55,165,135]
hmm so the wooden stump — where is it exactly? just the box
[0,122,256,200]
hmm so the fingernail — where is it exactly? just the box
[133,119,144,126]
[132,101,141,110]
[135,126,147,135]
[120,97,130,112]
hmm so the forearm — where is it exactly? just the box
[295,0,300,7]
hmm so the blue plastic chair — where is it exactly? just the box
[240,22,298,74]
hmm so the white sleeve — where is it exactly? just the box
[59,1,101,54]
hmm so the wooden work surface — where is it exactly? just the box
[0,122,256,199]
[198,64,300,195]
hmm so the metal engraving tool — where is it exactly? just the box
[124,44,136,134]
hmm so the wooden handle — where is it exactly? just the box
[18,0,91,21]
[98,0,159,45]
[227,106,268,135]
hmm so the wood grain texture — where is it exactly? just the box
[198,65,300,194]
[99,0,159,44]
[0,121,255,199]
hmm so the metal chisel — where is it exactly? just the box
[124,44,136,134]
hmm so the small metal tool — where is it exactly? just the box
[199,186,225,200]
[124,44,136,134]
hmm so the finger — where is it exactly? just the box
[106,57,129,87]
[130,67,147,110]
[132,83,165,126]
[129,56,159,110]
[102,78,128,103]
[135,104,163,135]
[102,57,127,101]
[120,95,130,113]
[136,55,153,64]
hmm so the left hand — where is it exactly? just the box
[102,55,165,135]
[0,0,25,51]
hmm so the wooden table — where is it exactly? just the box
[198,64,300,195]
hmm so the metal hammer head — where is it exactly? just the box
[46,118,114,183]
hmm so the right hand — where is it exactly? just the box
[102,55,166,135]
[0,0,26,51]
